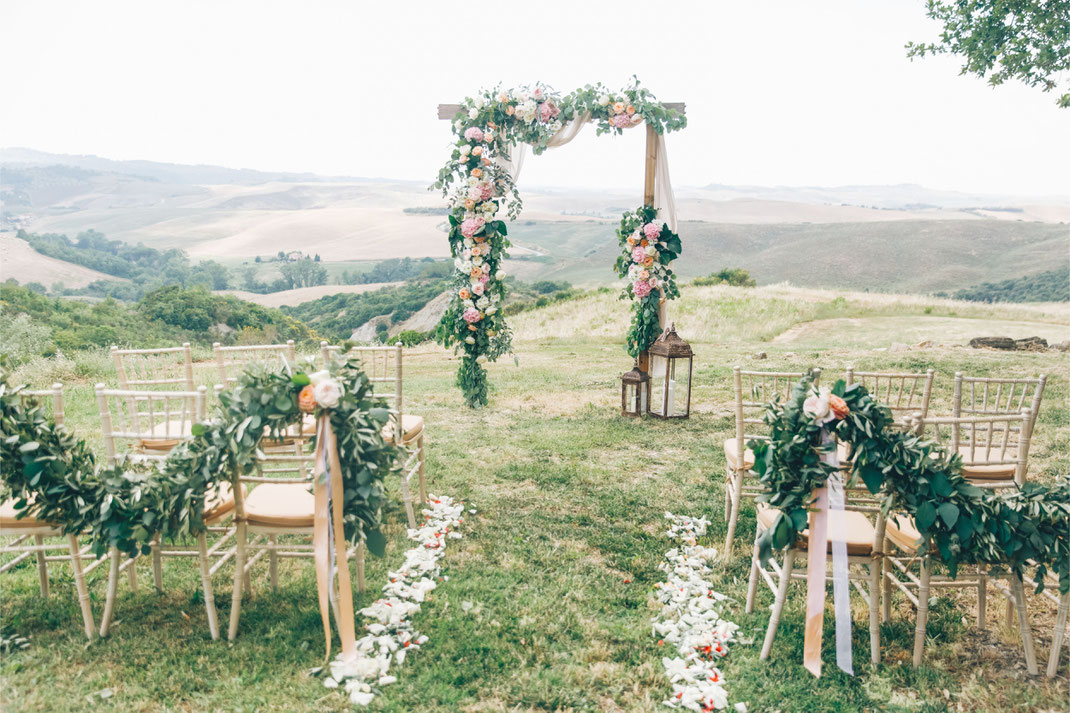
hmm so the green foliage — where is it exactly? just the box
[907,0,1070,107]
[692,268,756,288]
[278,258,328,289]
[613,205,682,357]
[751,375,1069,592]
[946,266,1069,302]
[395,330,430,347]
[0,356,397,559]
[20,229,232,298]
[337,257,447,286]
[283,281,445,340]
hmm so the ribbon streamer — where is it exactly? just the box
[313,414,357,664]
[803,428,853,677]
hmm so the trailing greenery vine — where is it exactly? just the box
[614,205,682,356]
[750,375,1069,593]
[1,356,398,559]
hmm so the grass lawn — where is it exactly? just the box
[2,285,1068,712]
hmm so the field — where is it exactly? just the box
[2,285,1068,712]
[215,282,403,308]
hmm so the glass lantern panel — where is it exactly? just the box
[623,383,638,414]
[649,354,669,417]
[667,357,692,417]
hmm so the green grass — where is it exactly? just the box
[2,285,1068,712]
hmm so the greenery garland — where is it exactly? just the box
[750,375,1069,593]
[614,205,682,356]
[432,78,686,408]
[0,356,398,559]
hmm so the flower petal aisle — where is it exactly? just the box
[655,514,746,713]
[323,495,468,706]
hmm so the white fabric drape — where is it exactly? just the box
[499,112,677,235]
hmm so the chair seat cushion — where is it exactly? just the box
[243,483,314,528]
[138,420,193,452]
[203,482,244,521]
[957,446,1016,480]
[723,439,755,470]
[885,514,933,553]
[0,498,45,529]
[756,503,876,556]
[382,414,424,444]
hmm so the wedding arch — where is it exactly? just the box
[432,80,686,407]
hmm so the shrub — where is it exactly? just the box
[692,268,756,287]
[395,330,430,347]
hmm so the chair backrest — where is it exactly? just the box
[95,384,207,466]
[954,373,1045,432]
[19,383,65,427]
[111,343,195,391]
[213,341,297,387]
[732,367,820,455]
[911,409,1033,487]
[846,368,935,427]
[320,341,404,425]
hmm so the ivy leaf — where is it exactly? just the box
[931,472,953,498]
[365,528,387,557]
[292,373,311,387]
[191,423,206,437]
[916,501,937,532]
[937,502,959,528]
[858,464,883,494]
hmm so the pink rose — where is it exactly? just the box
[471,282,485,296]
[643,223,661,240]
[610,113,632,129]
[632,280,652,298]
[460,217,485,238]
[481,185,494,201]
[479,272,490,284]
[631,245,646,264]
[539,100,559,122]
[533,87,543,99]
[464,127,483,142]
[462,307,482,324]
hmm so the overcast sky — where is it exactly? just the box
[2,0,1067,197]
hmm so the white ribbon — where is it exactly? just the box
[824,431,853,676]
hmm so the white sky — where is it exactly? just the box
[2,0,1068,197]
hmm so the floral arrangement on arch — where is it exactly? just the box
[433,78,686,407]
[614,205,682,357]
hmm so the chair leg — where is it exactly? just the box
[33,535,49,598]
[869,557,881,665]
[1048,592,1068,678]
[197,532,219,641]
[127,554,138,593]
[723,471,742,560]
[400,472,417,529]
[268,535,278,592]
[1005,597,1015,631]
[152,535,163,592]
[881,539,892,624]
[1010,575,1038,675]
[912,556,931,668]
[355,541,366,593]
[100,548,121,637]
[417,432,427,505]
[67,535,95,640]
[760,548,796,661]
[228,520,247,641]
[976,570,987,630]
[745,526,761,614]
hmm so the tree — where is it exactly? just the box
[314,254,321,262]
[907,0,1070,107]
[191,260,231,290]
[279,258,328,289]
[254,255,262,263]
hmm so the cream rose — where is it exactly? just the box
[313,378,343,409]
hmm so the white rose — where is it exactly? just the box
[476,295,489,308]
[598,94,610,106]
[462,249,472,260]
[313,379,343,409]
[496,270,506,280]
[459,144,471,155]
[475,355,488,365]
[465,336,475,344]
[485,305,497,315]
[645,244,657,257]
[468,108,478,119]
[803,389,833,424]
[472,255,483,266]
[474,96,485,109]
[308,370,331,386]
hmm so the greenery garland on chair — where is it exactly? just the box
[0,356,399,560]
[433,78,686,407]
[750,374,1069,593]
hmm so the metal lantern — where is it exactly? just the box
[621,359,650,418]
[648,323,693,419]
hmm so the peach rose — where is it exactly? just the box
[470,267,483,279]
[829,394,850,419]
[640,239,648,247]
[468,324,478,331]
[472,146,483,156]
[612,101,625,114]
[482,157,491,166]
[458,287,471,300]
[471,168,483,178]
[626,105,635,115]
[298,384,316,413]
[642,256,654,268]
[506,105,515,115]
[464,199,475,210]
[626,236,636,247]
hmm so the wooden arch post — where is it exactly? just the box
[437,100,685,373]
